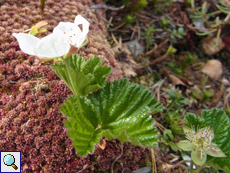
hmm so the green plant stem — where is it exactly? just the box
[167,100,175,111]
[63,57,77,95]
[190,160,194,173]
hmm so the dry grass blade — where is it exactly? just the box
[151,148,157,173]
[110,22,126,31]
[144,39,169,56]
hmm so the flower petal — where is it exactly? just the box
[12,33,39,56]
[191,148,206,166]
[197,126,214,141]
[177,140,195,151]
[205,143,227,157]
[35,29,70,58]
[53,22,82,47]
[74,15,90,47]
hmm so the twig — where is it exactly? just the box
[111,33,120,45]
[96,12,112,26]
[111,29,130,33]
[155,121,165,133]
[77,164,89,173]
[130,25,141,40]
[206,75,222,86]
[135,11,159,20]
[150,78,166,100]
[162,160,190,173]
[144,51,170,68]
[106,17,113,28]
[90,4,124,11]
[148,19,158,25]
[224,91,230,108]
[186,24,212,33]
[224,12,230,22]
[156,78,166,102]
[137,25,141,40]
[109,22,125,31]
[111,142,124,173]
[151,148,157,173]
[190,62,204,71]
[131,29,136,40]
[9,80,18,84]
[144,39,169,56]
[208,84,223,109]
[175,160,191,164]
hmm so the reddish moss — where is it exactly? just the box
[0,0,152,172]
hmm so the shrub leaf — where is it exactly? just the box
[51,54,111,96]
[60,79,163,156]
[185,109,230,171]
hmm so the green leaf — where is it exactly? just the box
[216,4,230,14]
[178,27,184,34]
[205,143,227,158]
[29,26,38,36]
[178,97,190,104]
[60,79,163,156]
[196,29,217,36]
[205,161,230,173]
[177,140,195,151]
[163,129,174,141]
[191,148,207,166]
[160,137,167,143]
[169,142,178,152]
[166,45,177,55]
[51,54,111,96]
[60,96,102,156]
[201,109,230,168]
[185,112,203,132]
[185,109,230,170]
[38,28,47,33]
[168,90,176,100]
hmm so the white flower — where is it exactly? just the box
[13,29,70,59]
[53,15,89,48]
[13,15,89,60]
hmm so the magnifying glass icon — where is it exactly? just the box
[3,154,18,170]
